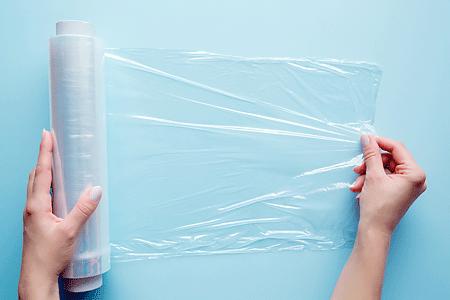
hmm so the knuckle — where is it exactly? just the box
[396,141,406,149]
[76,201,95,218]
[23,203,37,217]
[364,148,378,161]
[418,169,426,182]
[34,163,51,176]
[411,168,426,186]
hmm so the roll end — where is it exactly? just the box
[63,274,102,292]
[56,20,95,37]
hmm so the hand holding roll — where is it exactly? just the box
[18,129,102,300]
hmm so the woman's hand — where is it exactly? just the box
[18,129,102,300]
[350,134,427,236]
[332,134,427,300]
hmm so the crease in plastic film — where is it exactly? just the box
[104,49,381,261]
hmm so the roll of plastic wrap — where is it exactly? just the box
[49,20,110,292]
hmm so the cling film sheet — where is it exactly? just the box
[104,49,381,261]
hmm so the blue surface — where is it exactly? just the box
[1,1,449,299]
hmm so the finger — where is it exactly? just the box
[375,136,415,165]
[32,129,53,197]
[381,153,398,173]
[381,153,392,165]
[349,174,365,193]
[388,158,396,174]
[361,134,385,178]
[353,153,392,175]
[353,161,365,175]
[356,192,361,201]
[61,186,102,236]
[27,168,36,199]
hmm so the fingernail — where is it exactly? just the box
[42,129,46,140]
[89,186,102,202]
[350,180,356,188]
[360,134,370,149]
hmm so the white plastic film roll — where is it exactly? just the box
[49,20,110,292]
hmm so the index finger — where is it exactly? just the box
[32,129,53,196]
[375,136,415,165]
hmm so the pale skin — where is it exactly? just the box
[18,129,102,300]
[331,134,427,299]
[18,131,426,299]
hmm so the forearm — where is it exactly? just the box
[331,222,391,300]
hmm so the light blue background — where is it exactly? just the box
[1,1,449,299]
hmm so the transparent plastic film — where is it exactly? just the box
[104,49,381,261]
[49,21,110,292]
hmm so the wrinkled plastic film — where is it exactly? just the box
[104,49,381,261]
[49,22,110,288]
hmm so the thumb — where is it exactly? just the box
[361,134,385,178]
[63,186,102,235]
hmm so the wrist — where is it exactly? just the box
[356,220,392,249]
[18,269,59,300]
[358,218,394,239]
